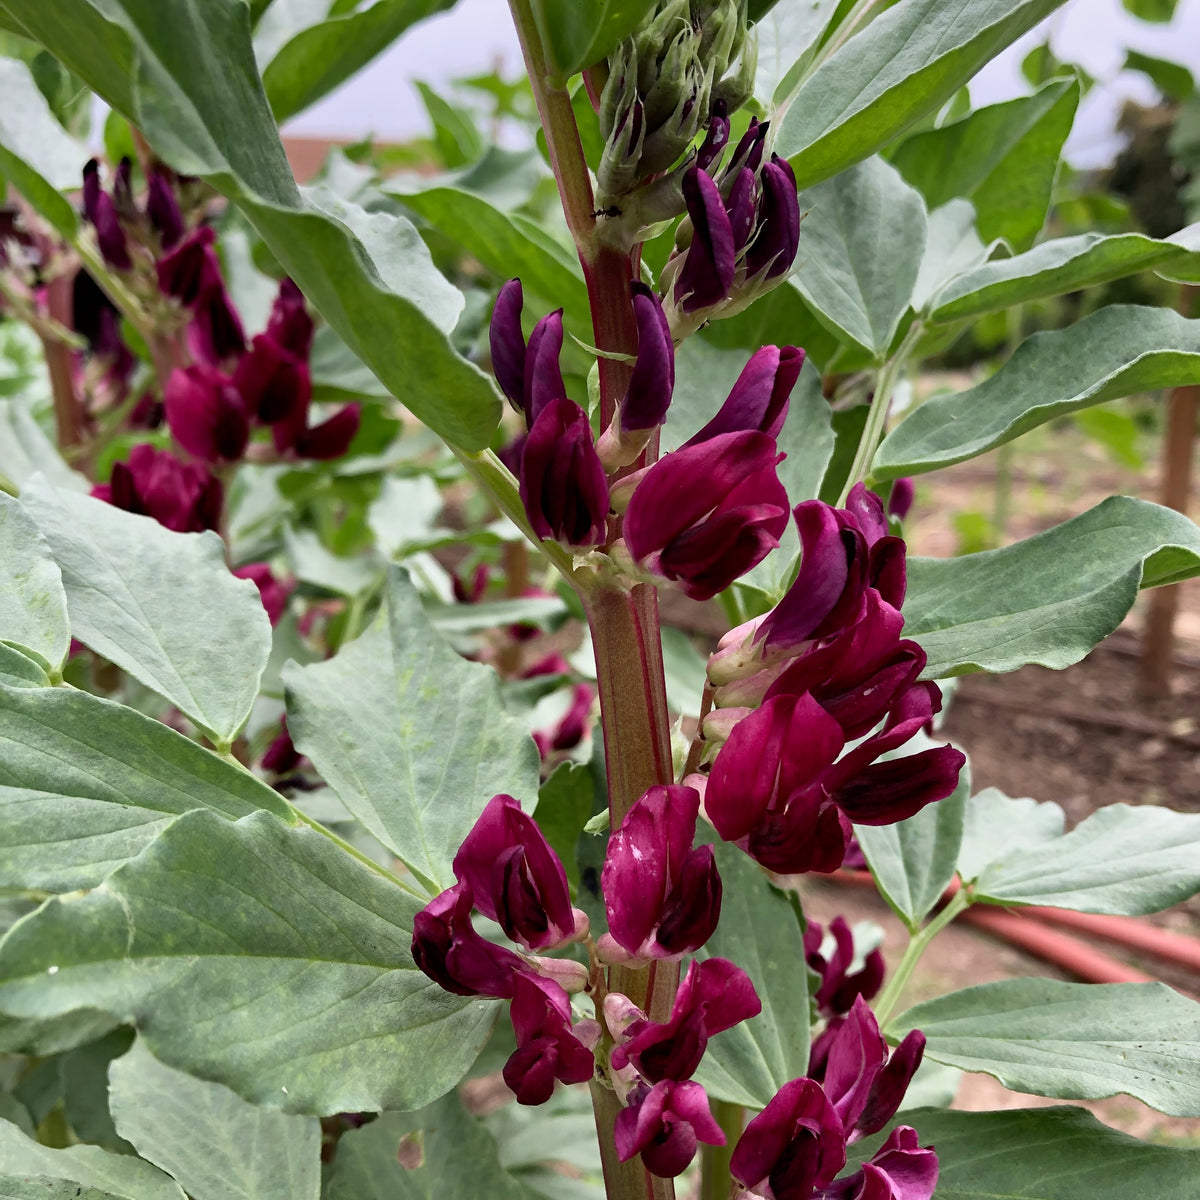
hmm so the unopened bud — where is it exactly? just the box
[530,955,590,993]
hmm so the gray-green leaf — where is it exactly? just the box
[326,1094,543,1200]
[693,841,810,1108]
[109,1039,320,1200]
[876,305,1200,477]
[284,565,541,895]
[21,477,271,750]
[0,493,68,677]
[928,225,1200,322]
[888,76,1078,250]
[0,1119,183,1200]
[904,497,1200,677]
[974,800,1200,916]
[776,0,1069,188]
[0,809,496,1115]
[0,679,291,893]
[791,156,927,359]
[890,979,1200,1116]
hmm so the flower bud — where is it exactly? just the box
[164,364,249,463]
[146,167,184,249]
[888,477,915,521]
[523,308,567,424]
[82,160,132,271]
[233,562,293,626]
[186,283,247,365]
[696,98,730,174]
[489,278,526,409]
[520,397,609,548]
[620,281,675,434]
[745,156,800,282]
[598,98,648,198]
[266,278,314,360]
[452,794,576,952]
[673,167,735,312]
[616,1080,725,1179]
[600,784,722,961]
[156,226,222,306]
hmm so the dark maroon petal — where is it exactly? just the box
[156,226,222,306]
[603,784,701,958]
[820,996,888,1134]
[829,682,943,785]
[724,167,758,253]
[616,1081,723,1179]
[745,792,852,876]
[620,281,675,433]
[234,334,312,425]
[856,1030,925,1137]
[844,483,889,546]
[503,973,594,1104]
[836,744,967,827]
[730,1077,846,1198]
[705,694,845,845]
[165,364,249,463]
[261,719,301,774]
[863,1125,939,1200]
[410,881,523,998]
[452,794,575,951]
[675,167,736,312]
[295,403,361,460]
[489,278,527,409]
[654,844,722,956]
[146,167,184,249]
[746,156,800,280]
[523,308,566,424]
[233,562,292,626]
[696,98,730,173]
[187,284,247,364]
[112,158,135,219]
[82,163,132,272]
[266,278,315,360]
[519,397,608,548]
[685,344,802,446]
[726,116,768,178]
[887,477,915,521]
[623,430,789,601]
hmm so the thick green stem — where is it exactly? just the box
[700,1098,743,1200]
[873,888,972,1027]
[838,323,923,507]
[591,1083,676,1200]
[41,274,86,455]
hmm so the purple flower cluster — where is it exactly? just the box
[691,485,966,875]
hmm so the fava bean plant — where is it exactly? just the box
[2,2,1200,1199]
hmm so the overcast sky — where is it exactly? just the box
[284,0,1200,168]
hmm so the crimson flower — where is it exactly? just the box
[615,1080,725,1178]
[502,972,596,1105]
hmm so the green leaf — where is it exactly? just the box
[660,625,708,720]
[0,399,88,495]
[910,198,988,312]
[0,1180,127,1200]
[890,979,1200,1116]
[862,1105,1200,1198]
[393,185,588,326]
[928,225,1200,322]
[0,645,50,689]
[1071,406,1144,470]
[956,786,1065,884]
[888,76,1078,249]
[904,497,1200,678]
[284,566,541,895]
[0,1119,183,1200]
[60,1028,136,1153]
[535,763,592,891]
[325,1094,542,1200]
[1122,0,1177,21]
[260,0,455,122]
[110,1039,321,1200]
[20,477,271,749]
[531,0,646,77]
[853,733,970,930]
[692,841,810,1108]
[415,81,485,168]
[776,0,1069,188]
[0,682,292,893]
[0,0,501,451]
[791,156,927,358]
[972,799,1200,915]
[666,338,835,504]
[0,809,496,1115]
[0,493,68,677]
[0,57,84,236]
[1124,49,1194,102]
[753,0,842,107]
[876,305,1200,477]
